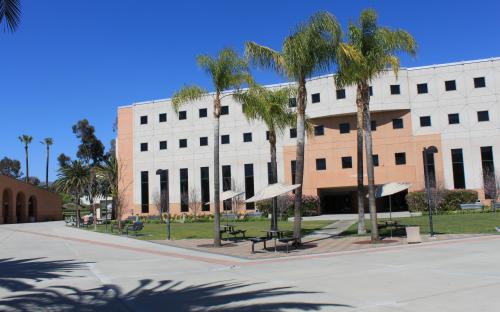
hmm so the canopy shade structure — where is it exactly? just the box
[245,183,301,203]
[375,182,411,198]
[220,190,245,201]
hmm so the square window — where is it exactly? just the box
[372,154,379,167]
[395,152,406,165]
[220,106,229,115]
[159,113,167,123]
[474,77,486,88]
[140,115,148,125]
[140,142,148,152]
[178,111,187,120]
[311,93,320,103]
[266,131,269,140]
[420,116,432,127]
[199,108,207,118]
[221,134,230,144]
[199,137,208,146]
[159,140,167,150]
[289,128,297,138]
[390,84,400,95]
[371,120,377,131]
[179,139,187,148]
[392,118,404,129]
[341,156,352,169]
[336,89,346,99]
[445,80,456,91]
[314,125,324,136]
[339,123,350,134]
[316,158,326,170]
[448,113,460,124]
[369,86,373,96]
[477,110,489,122]
[417,83,428,94]
[289,98,297,108]
[243,132,252,142]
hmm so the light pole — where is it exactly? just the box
[423,146,438,237]
[156,169,170,240]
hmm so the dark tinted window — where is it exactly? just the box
[199,108,207,118]
[369,86,373,96]
[159,113,167,122]
[178,111,187,120]
[140,143,148,152]
[339,123,350,134]
[266,131,269,140]
[289,128,297,138]
[291,160,297,185]
[477,111,489,122]
[420,116,431,127]
[244,164,255,210]
[179,139,187,148]
[314,125,324,136]
[140,115,148,125]
[445,80,456,91]
[311,93,320,103]
[372,154,379,167]
[141,171,149,213]
[417,83,428,94]
[221,134,230,144]
[316,158,326,170]
[448,113,460,124]
[159,140,167,150]
[474,77,486,88]
[220,106,229,115]
[390,84,400,95]
[423,152,436,188]
[200,167,210,211]
[371,120,377,131]
[341,156,352,169]
[199,137,208,146]
[222,165,232,210]
[336,89,346,99]
[451,149,465,189]
[392,118,404,129]
[481,146,495,198]
[180,168,189,212]
[243,132,252,142]
[289,98,297,108]
[395,152,406,165]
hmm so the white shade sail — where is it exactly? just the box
[375,182,411,198]
[245,183,301,203]
[221,190,245,201]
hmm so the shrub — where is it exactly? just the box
[256,194,321,218]
[405,191,427,212]
[406,189,479,212]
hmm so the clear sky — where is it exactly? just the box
[1,0,500,181]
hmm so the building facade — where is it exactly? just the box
[117,57,500,217]
[0,175,62,223]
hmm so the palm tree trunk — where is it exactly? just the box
[356,84,366,235]
[213,94,222,247]
[269,131,278,231]
[361,83,379,242]
[25,145,29,182]
[293,78,307,243]
[45,145,50,188]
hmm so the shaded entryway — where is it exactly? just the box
[2,188,13,224]
[16,192,26,223]
[28,196,37,222]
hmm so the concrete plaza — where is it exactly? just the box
[1,222,500,311]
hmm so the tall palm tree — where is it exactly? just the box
[0,0,21,32]
[234,85,296,231]
[96,156,118,227]
[54,160,89,227]
[245,12,341,242]
[336,8,417,241]
[41,138,53,188]
[172,48,252,247]
[18,134,32,182]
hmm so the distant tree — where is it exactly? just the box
[72,119,105,164]
[153,191,169,222]
[0,0,21,32]
[189,187,202,220]
[57,153,71,168]
[0,157,22,178]
[41,138,53,188]
[18,134,32,182]
[483,169,499,211]
[27,176,40,186]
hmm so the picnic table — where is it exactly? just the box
[220,224,246,241]
[262,229,287,252]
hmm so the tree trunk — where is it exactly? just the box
[356,84,366,235]
[293,78,307,243]
[213,93,222,247]
[25,145,29,182]
[269,130,278,231]
[45,145,50,188]
[361,82,379,242]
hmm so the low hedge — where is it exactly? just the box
[256,194,321,218]
[406,189,478,212]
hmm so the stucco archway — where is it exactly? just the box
[2,188,14,224]
[16,192,27,223]
[28,196,37,222]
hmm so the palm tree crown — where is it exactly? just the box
[0,0,21,32]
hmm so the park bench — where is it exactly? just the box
[278,237,299,253]
[124,221,144,236]
[228,229,246,240]
[460,203,484,211]
[250,236,270,253]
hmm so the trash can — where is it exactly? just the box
[406,226,422,244]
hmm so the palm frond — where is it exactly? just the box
[0,0,21,32]
[171,85,207,113]
[245,42,287,76]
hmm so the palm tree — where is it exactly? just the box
[54,160,89,227]
[245,12,341,242]
[41,138,53,188]
[18,134,32,183]
[0,0,21,32]
[96,156,118,228]
[172,48,252,247]
[336,8,417,241]
[234,85,296,231]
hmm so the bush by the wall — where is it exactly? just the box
[256,194,321,218]
[405,191,427,212]
[406,189,479,212]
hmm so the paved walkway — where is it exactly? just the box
[294,211,422,221]
[1,221,500,311]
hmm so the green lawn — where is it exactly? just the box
[342,212,500,237]
[89,220,332,240]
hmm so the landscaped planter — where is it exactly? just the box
[406,226,422,244]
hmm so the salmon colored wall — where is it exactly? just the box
[283,110,443,196]
[117,107,136,219]
[0,175,62,224]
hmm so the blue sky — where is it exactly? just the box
[1,0,500,181]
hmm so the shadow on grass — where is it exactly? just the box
[0,258,353,311]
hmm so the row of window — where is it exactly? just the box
[312,153,405,171]
[139,106,229,125]
[419,110,490,127]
